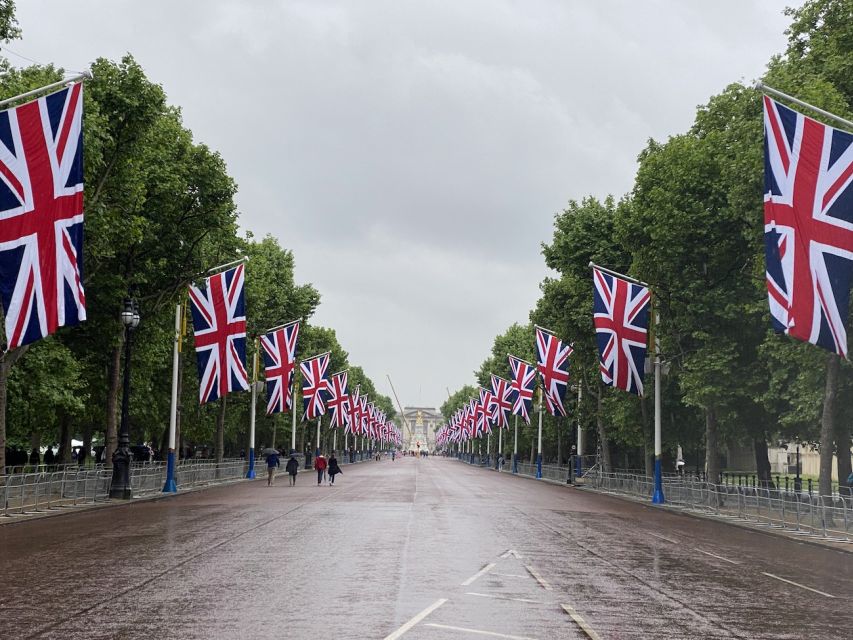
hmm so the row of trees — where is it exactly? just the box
[0,8,395,468]
[443,0,853,495]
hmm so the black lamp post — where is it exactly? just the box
[110,297,140,499]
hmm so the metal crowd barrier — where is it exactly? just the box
[585,471,853,543]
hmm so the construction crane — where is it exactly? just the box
[387,374,414,442]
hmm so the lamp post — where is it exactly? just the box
[110,297,139,499]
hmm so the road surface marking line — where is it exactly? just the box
[462,562,497,586]
[465,591,545,604]
[761,572,836,599]
[492,572,528,578]
[561,604,602,640]
[525,564,552,591]
[423,623,538,640]
[383,598,448,639]
[649,532,679,544]
[695,548,739,565]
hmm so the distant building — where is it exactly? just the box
[401,406,441,451]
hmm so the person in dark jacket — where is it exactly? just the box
[328,452,342,486]
[286,454,299,486]
[266,450,280,486]
[314,453,328,485]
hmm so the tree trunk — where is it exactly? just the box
[835,417,852,498]
[556,417,562,466]
[595,384,612,472]
[0,345,29,470]
[641,395,653,477]
[58,413,72,464]
[271,414,277,450]
[216,395,227,463]
[705,406,719,484]
[754,439,774,489]
[819,353,840,498]
[529,434,534,464]
[104,341,123,468]
[82,425,93,468]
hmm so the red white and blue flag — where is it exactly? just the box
[189,264,248,404]
[535,326,572,417]
[326,370,351,429]
[477,388,494,435]
[0,83,86,349]
[763,96,853,356]
[592,267,650,395]
[489,374,514,429]
[347,386,360,435]
[260,320,299,414]
[508,354,536,424]
[300,351,330,420]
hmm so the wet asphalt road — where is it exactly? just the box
[1,457,851,640]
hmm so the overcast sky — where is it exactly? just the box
[16,1,799,409]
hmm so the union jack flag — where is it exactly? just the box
[189,264,248,404]
[490,374,514,428]
[260,321,299,415]
[535,326,572,416]
[592,268,650,395]
[508,354,536,424]
[764,96,853,356]
[359,395,369,436]
[326,370,350,428]
[477,388,494,435]
[0,83,86,349]
[347,386,360,435]
[467,399,478,438]
[300,352,330,420]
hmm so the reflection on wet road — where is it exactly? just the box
[1,457,851,639]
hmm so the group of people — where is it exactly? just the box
[264,450,343,487]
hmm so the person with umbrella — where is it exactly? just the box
[264,448,280,486]
[286,452,299,486]
[328,451,342,486]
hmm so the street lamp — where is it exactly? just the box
[110,297,140,499]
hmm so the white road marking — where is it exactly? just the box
[525,564,552,591]
[648,532,679,544]
[500,549,523,559]
[383,598,448,639]
[423,623,538,640]
[465,591,545,604]
[492,572,528,578]
[695,548,740,565]
[761,572,837,598]
[561,604,602,640]
[461,562,497,586]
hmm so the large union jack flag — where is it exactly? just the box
[764,96,853,356]
[490,374,514,429]
[592,267,650,395]
[301,352,330,420]
[508,354,535,424]
[535,327,572,416]
[326,370,351,429]
[189,264,248,404]
[260,320,299,415]
[477,388,494,435]
[0,83,86,349]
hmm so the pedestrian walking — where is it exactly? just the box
[266,450,280,486]
[314,453,327,485]
[328,452,342,486]
[286,453,299,486]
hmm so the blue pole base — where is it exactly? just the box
[512,453,518,474]
[536,453,542,479]
[162,450,178,493]
[246,448,256,479]
[652,458,665,504]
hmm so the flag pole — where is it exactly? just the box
[290,377,297,454]
[652,304,665,504]
[588,261,649,287]
[0,71,92,109]
[536,388,543,479]
[497,422,502,471]
[162,303,181,493]
[756,82,853,132]
[315,415,322,456]
[246,340,259,479]
[206,255,249,276]
[575,384,583,478]
[513,414,518,474]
